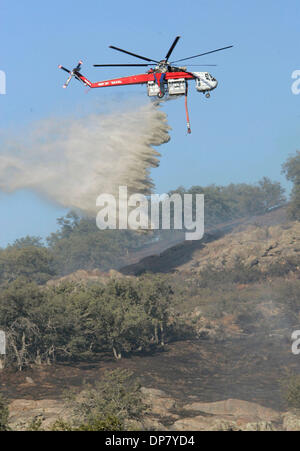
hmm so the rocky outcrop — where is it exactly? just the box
[183,398,280,423]
[46,268,132,287]
[169,398,281,431]
[282,411,300,431]
[7,392,298,431]
[170,416,275,431]
[141,391,282,431]
[8,399,72,431]
[7,387,177,431]
[188,222,300,274]
[141,387,179,421]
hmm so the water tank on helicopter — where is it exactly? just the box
[147,81,161,97]
[167,78,186,95]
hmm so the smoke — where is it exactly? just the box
[0,102,170,214]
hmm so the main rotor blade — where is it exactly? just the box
[63,74,73,88]
[109,45,159,63]
[165,36,181,60]
[93,63,152,67]
[185,64,218,66]
[75,60,83,71]
[171,45,233,63]
[58,65,71,74]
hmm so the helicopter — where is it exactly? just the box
[59,37,233,133]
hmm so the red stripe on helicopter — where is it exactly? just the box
[78,72,195,89]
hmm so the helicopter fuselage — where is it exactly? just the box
[77,68,218,99]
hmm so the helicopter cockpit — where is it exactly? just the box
[194,72,218,93]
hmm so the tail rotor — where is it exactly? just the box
[58,60,83,88]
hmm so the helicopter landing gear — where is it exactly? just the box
[205,92,211,99]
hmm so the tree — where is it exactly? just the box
[257,177,286,210]
[89,280,151,359]
[0,246,55,284]
[138,275,173,347]
[47,212,152,275]
[282,151,300,220]
[41,283,97,363]
[10,236,44,249]
[281,372,300,409]
[0,277,174,369]
[0,279,46,370]
[169,179,286,229]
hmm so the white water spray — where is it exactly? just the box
[0,103,170,214]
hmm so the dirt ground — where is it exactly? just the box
[1,333,299,412]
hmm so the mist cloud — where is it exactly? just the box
[0,102,170,214]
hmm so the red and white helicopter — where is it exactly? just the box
[59,37,233,133]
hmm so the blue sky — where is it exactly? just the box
[0,0,299,246]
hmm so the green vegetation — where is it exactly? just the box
[281,373,300,409]
[0,276,182,370]
[0,243,55,284]
[65,369,146,429]
[25,369,145,431]
[0,178,286,281]
[195,262,262,288]
[171,177,286,228]
[24,369,145,431]
[0,394,9,431]
[0,172,299,431]
[282,151,300,220]
[51,416,123,431]
[46,212,153,275]
[0,176,292,372]
[273,280,300,322]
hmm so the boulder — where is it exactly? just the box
[141,387,178,419]
[282,411,300,431]
[183,398,280,423]
[170,415,276,431]
[8,399,71,431]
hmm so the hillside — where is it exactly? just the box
[120,206,289,275]
[2,205,300,431]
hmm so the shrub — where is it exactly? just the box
[281,373,300,409]
[0,394,9,431]
[65,369,147,429]
[51,416,123,431]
